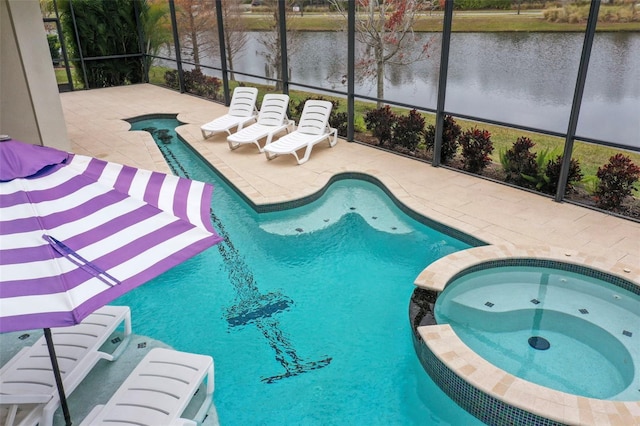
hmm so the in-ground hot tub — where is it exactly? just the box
[435,264,637,400]
[410,245,640,426]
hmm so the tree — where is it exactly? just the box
[220,0,249,81]
[39,0,55,20]
[174,0,218,69]
[143,0,173,68]
[331,0,435,107]
[59,0,146,88]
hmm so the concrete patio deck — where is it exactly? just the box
[51,83,640,426]
[61,84,639,269]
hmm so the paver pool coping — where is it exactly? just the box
[59,84,640,425]
[414,244,640,426]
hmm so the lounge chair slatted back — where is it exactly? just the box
[228,88,259,117]
[227,94,294,152]
[79,348,214,426]
[297,101,333,136]
[263,100,338,165]
[201,87,259,139]
[256,95,291,127]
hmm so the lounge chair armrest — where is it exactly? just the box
[329,127,338,146]
[0,394,52,404]
[100,307,132,361]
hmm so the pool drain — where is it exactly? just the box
[528,336,550,350]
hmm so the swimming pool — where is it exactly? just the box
[123,116,483,425]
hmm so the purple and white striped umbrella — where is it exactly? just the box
[1,140,223,425]
[0,140,223,332]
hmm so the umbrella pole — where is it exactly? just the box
[44,328,73,426]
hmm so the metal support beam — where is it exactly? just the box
[278,0,289,94]
[432,0,454,167]
[52,0,74,90]
[215,0,231,105]
[555,0,600,202]
[68,0,89,89]
[168,0,185,93]
[347,0,355,142]
[133,0,148,83]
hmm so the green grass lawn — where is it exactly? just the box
[55,67,84,89]
[243,8,640,32]
[54,68,69,84]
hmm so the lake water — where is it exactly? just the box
[196,31,639,149]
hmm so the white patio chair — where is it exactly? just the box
[263,100,338,165]
[200,87,259,139]
[227,94,294,153]
[0,306,131,426]
[79,348,214,426]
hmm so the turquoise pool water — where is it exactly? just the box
[435,266,640,401]
[122,117,483,425]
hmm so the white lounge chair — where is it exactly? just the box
[80,348,214,426]
[227,94,294,153]
[200,87,259,139]
[0,306,131,426]
[263,100,338,165]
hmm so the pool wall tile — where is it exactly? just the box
[413,326,567,426]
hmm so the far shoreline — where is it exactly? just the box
[242,10,640,33]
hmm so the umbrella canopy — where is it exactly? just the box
[0,140,222,331]
[0,140,223,424]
